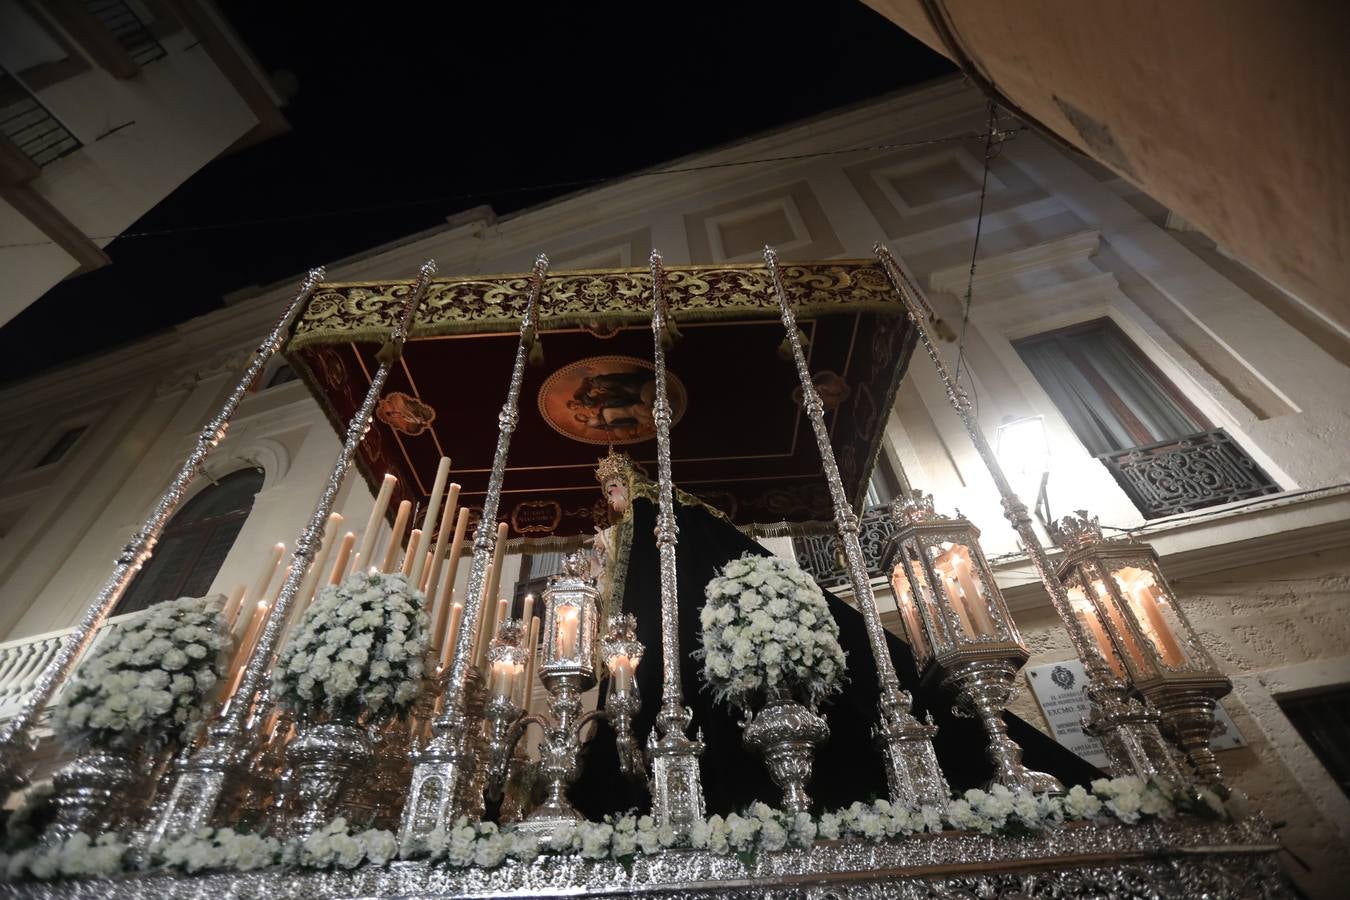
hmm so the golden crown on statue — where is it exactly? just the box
[595,448,643,486]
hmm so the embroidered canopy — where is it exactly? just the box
[284,260,915,543]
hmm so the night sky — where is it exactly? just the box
[0,2,950,385]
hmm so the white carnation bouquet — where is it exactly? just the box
[699,553,846,713]
[49,595,230,751]
[272,570,428,721]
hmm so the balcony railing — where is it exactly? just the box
[83,0,166,67]
[0,67,80,168]
[1099,428,1280,519]
[791,504,897,590]
[0,607,154,725]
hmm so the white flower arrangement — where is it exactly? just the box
[49,595,230,751]
[699,553,847,711]
[155,827,283,874]
[272,571,429,721]
[0,779,1230,882]
[0,832,127,881]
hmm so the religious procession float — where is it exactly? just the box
[0,246,1291,897]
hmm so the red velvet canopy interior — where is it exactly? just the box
[285,260,915,546]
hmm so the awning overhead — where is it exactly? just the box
[285,260,915,545]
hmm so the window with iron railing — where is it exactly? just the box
[82,0,165,66]
[1014,319,1279,518]
[0,63,80,167]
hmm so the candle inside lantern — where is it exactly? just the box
[1090,579,1153,674]
[609,654,634,693]
[490,657,523,701]
[1114,567,1187,668]
[556,604,580,659]
[933,543,996,638]
[890,560,931,657]
[1067,586,1126,678]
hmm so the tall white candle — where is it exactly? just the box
[439,602,464,671]
[401,529,422,577]
[410,457,451,588]
[425,483,461,598]
[222,584,247,633]
[517,616,540,709]
[248,543,285,617]
[432,507,470,646]
[299,514,342,606]
[472,561,496,669]
[382,500,412,573]
[329,532,356,585]
[357,474,397,570]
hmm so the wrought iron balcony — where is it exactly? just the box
[0,67,80,168]
[1099,428,1280,519]
[791,504,897,589]
[83,0,166,67]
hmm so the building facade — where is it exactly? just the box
[0,0,286,324]
[0,78,1344,895]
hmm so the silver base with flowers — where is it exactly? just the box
[700,553,847,814]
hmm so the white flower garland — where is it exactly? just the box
[699,553,847,711]
[273,571,429,720]
[49,595,230,751]
[0,779,1229,882]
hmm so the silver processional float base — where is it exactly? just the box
[0,819,1289,899]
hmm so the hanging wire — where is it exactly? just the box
[950,102,1002,392]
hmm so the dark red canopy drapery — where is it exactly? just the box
[284,259,915,546]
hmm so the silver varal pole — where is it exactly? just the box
[399,253,549,850]
[0,266,325,800]
[765,246,950,808]
[645,250,705,838]
[874,243,1183,784]
[148,260,437,843]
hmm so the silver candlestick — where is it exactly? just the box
[766,247,950,809]
[399,254,549,851]
[646,251,705,840]
[875,243,1183,785]
[600,613,645,780]
[146,260,436,846]
[479,555,643,834]
[0,267,324,800]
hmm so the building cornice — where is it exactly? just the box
[998,484,1350,610]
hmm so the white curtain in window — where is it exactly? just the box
[1019,328,1201,456]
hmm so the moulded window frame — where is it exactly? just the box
[1012,316,1212,455]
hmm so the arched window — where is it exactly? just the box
[112,468,264,617]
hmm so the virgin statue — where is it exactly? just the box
[572,450,1099,818]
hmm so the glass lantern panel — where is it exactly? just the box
[554,602,582,661]
[929,541,998,639]
[1111,565,1193,671]
[1088,574,1159,681]
[1066,585,1126,678]
[890,562,931,663]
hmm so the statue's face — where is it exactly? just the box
[604,477,628,514]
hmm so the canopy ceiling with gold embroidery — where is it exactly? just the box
[284,260,915,544]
